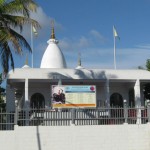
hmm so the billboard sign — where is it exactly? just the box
[51,85,96,108]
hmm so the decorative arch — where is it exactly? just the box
[143,83,150,106]
[110,93,123,107]
[30,93,45,108]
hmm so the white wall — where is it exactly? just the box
[0,124,150,150]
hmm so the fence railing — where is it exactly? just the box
[0,106,150,130]
[0,111,15,130]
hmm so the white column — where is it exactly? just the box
[24,78,29,125]
[24,78,29,109]
[134,79,141,107]
[134,79,141,124]
[105,80,110,107]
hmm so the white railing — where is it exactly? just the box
[0,106,150,130]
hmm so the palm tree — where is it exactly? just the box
[0,0,40,75]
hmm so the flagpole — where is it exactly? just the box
[31,24,33,68]
[114,35,116,69]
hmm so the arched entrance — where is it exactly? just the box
[110,93,123,107]
[30,93,45,108]
[143,83,150,106]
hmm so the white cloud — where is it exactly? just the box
[59,38,72,50]
[135,44,150,49]
[90,29,106,43]
[30,7,50,27]
[59,36,91,52]
[115,47,150,69]
[20,7,63,40]
[30,7,63,30]
[64,44,150,69]
[78,36,90,48]
[59,29,106,52]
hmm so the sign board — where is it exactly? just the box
[51,85,96,108]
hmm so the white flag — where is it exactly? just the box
[32,26,38,36]
[113,26,120,39]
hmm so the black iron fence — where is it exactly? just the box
[0,106,150,130]
[0,111,15,130]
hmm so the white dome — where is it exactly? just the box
[40,39,67,68]
[22,64,30,68]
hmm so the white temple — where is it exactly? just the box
[6,26,150,112]
[40,26,67,69]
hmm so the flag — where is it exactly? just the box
[32,25,38,36]
[113,26,120,39]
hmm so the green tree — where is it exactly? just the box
[0,0,40,74]
[146,59,150,71]
[138,66,145,70]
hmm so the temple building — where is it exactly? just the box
[6,26,150,112]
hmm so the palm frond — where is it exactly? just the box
[10,27,32,53]
[0,14,40,31]
[0,42,14,74]
[0,26,32,54]
[0,0,39,74]
[3,0,38,17]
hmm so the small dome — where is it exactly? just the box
[40,25,67,68]
[22,64,30,68]
[76,65,84,69]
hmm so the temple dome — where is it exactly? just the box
[40,25,67,68]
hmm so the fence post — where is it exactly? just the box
[25,101,30,126]
[124,100,128,124]
[71,108,76,125]
[15,101,18,125]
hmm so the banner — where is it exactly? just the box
[51,85,96,108]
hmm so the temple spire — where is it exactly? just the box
[76,52,84,69]
[50,20,55,39]
[22,53,30,68]
[78,52,81,66]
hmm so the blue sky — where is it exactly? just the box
[2,0,150,78]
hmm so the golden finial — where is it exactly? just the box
[78,52,81,66]
[50,20,55,39]
[25,53,28,65]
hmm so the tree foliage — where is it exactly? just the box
[146,59,150,71]
[0,0,40,75]
[138,66,145,70]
